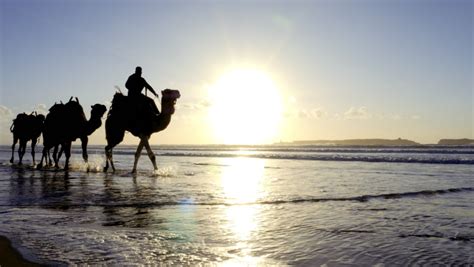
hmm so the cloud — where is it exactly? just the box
[390,114,402,120]
[33,104,49,115]
[0,105,13,117]
[178,99,212,111]
[311,108,327,119]
[0,105,14,144]
[344,106,371,120]
[297,110,310,118]
[411,115,421,120]
[285,107,327,119]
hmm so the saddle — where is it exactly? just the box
[109,93,159,134]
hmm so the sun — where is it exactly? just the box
[208,68,283,145]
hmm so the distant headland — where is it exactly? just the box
[276,138,474,146]
[437,139,474,146]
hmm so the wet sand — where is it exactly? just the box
[0,235,39,267]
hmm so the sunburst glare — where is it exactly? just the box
[208,69,283,145]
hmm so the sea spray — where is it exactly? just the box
[153,165,178,177]
[69,154,106,173]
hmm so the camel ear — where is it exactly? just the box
[69,96,73,102]
[76,97,79,103]
[60,101,63,104]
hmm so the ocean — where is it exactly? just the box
[0,144,473,265]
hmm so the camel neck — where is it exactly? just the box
[152,113,172,133]
[86,116,103,136]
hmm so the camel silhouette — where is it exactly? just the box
[10,112,45,165]
[37,97,107,170]
[104,89,181,173]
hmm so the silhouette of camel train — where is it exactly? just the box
[10,89,181,172]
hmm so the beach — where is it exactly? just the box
[0,145,473,265]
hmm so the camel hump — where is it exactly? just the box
[10,113,27,132]
[110,92,157,116]
[10,112,43,133]
[14,112,28,120]
[49,102,65,113]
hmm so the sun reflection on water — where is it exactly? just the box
[219,157,266,264]
[220,157,265,204]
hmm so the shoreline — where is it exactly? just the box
[0,235,40,266]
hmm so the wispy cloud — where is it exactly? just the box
[0,105,14,143]
[33,104,48,115]
[344,106,371,120]
[311,108,327,119]
[285,107,327,119]
[0,105,13,117]
[178,99,212,111]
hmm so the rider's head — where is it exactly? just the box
[135,66,142,76]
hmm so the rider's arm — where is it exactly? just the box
[143,79,159,97]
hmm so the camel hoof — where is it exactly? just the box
[131,169,137,174]
[10,159,13,164]
[36,164,43,170]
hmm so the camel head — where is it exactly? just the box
[91,104,107,119]
[161,89,181,115]
[49,102,65,113]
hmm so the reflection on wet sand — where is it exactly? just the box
[9,168,166,229]
[10,168,71,210]
[101,177,165,228]
[220,158,265,264]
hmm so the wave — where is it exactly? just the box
[2,146,473,165]
[3,187,473,209]
[2,145,474,154]
[164,152,474,165]
[110,146,474,154]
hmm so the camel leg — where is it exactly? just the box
[46,148,51,166]
[104,145,116,173]
[132,139,145,173]
[31,138,37,166]
[64,142,72,170]
[10,135,18,163]
[81,136,89,171]
[54,145,62,168]
[18,139,27,165]
[37,146,47,170]
[104,146,110,172]
[143,138,158,171]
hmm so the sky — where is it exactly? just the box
[0,0,472,145]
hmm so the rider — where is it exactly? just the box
[125,66,160,114]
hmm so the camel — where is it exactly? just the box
[10,112,45,165]
[37,97,107,170]
[104,89,181,173]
